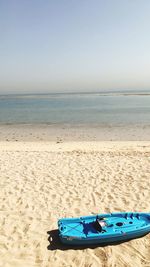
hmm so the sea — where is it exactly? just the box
[0,91,150,126]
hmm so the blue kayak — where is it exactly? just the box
[58,212,150,245]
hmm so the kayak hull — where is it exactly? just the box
[58,212,150,245]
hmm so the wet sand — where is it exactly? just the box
[0,123,150,142]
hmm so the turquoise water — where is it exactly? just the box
[0,93,150,125]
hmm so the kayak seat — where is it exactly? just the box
[93,219,102,232]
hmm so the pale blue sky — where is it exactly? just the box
[0,0,150,93]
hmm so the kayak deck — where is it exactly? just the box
[58,212,150,245]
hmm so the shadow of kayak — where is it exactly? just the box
[47,229,149,251]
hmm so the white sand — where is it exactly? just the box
[0,141,150,267]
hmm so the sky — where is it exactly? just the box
[0,0,150,93]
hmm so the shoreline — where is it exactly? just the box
[0,123,150,141]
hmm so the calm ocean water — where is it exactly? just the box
[0,92,150,125]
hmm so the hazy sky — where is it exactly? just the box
[0,0,150,93]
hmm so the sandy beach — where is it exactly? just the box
[1,0,150,266]
[0,141,150,267]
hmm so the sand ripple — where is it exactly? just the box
[0,142,150,266]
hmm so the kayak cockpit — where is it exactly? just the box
[58,212,150,245]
